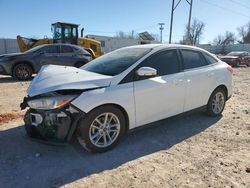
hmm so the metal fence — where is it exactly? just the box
[198,44,250,54]
[0,39,20,55]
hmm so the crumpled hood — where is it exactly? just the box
[27,65,113,97]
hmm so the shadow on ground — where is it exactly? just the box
[0,112,221,188]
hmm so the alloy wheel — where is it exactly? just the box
[89,112,120,148]
[212,92,225,114]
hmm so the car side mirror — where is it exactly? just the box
[136,67,157,77]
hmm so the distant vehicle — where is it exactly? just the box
[17,22,103,58]
[220,51,250,67]
[21,44,233,153]
[0,44,92,80]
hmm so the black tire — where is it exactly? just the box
[247,61,250,67]
[74,61,87,68]
[235,61,240,67]
[206,88,226,117]
[77,105,126,153]
[12,63,33,80]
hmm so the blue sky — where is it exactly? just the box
[0,0,249,43]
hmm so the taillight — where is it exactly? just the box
[227,66,233,74]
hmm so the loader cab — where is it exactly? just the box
[52,22,78,45]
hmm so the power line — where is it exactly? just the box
[228,0,250,10]
[199,0,250,18]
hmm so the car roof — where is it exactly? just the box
[122,44,209,52]
[35,43,83,50]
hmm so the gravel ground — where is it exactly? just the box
[0,67,249,188]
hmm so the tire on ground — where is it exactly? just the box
[12,63,33,80]
[77,105,126,153]
[206,87,226,117]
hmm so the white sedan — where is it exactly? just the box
[21,44,233,152]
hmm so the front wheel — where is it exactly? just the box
[12,63,33,80]
[77,105,126,153]
[206,88,226,117]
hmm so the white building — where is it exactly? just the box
[86,35,159,53]
[0,39,20,55]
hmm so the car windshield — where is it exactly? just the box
[226,52,243,57]
[81,47,152,76]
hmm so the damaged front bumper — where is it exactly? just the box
[23,105,85,143]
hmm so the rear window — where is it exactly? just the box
[203,53,218,64]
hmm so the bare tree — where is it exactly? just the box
[237,26,247,43]
[243,32,250,43]
[116,30,136,39]
[213,31,236,45]
[116,31,127,39]
[181,18,205,45]
[237,21,250,43]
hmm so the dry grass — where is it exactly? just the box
[0,112,24,125]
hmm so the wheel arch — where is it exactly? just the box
[85,103,130,132]
[12,61,35,74]
[210,84,229,102]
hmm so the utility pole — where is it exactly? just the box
[158,23,165,43]
[169,0,182,43]
[169,0,175,44]
[169,0,193,44]
[187,0,193,44]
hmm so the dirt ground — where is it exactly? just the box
[0,68,249,188]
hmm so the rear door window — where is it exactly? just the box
[203,53,218,64]
[42,45,59,53]
[60,45,74,53]
[181,50,207,69]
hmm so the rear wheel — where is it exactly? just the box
[77,105,126,153]
[206,88,226,117]
[12,63,33,80]
[247,61,250,67]
[235,61,240,67]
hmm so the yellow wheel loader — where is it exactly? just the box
[17,22,103,58]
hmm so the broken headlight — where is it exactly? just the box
[27,95,77,110]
